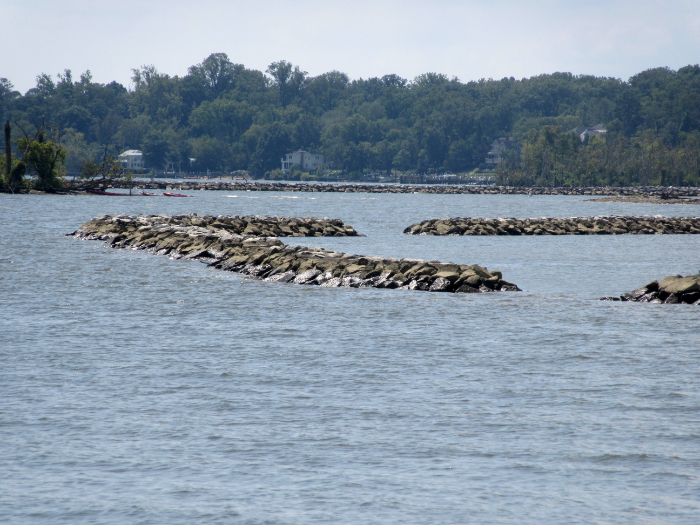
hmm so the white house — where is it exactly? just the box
[485,136,514,167]
[118,150,145,170]
[568,124,607,142]
[281,149,324,173]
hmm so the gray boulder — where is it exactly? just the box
[266,271,296,283]
[294,269,322,284]
[664,293,681,304]
[429,277,453,292]
[455,284,479,293]
[321,277,343,288]
[659,274,700,295]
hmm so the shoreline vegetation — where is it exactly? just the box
[2,59,700,189]
[68,214,521,294]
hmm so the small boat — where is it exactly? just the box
[87,188,128,196]
[140,190,157,196]
[163,192,189,197]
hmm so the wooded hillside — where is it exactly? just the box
[2,55,699,185]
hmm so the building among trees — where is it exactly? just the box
[281,148,324,174]
[485,136,514,167]
[568,124,607,142]
[118,150,144,170]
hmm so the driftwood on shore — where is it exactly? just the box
[67,214,521,294]
[404,216,700,236]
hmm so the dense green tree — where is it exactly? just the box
[61,128,98,173]
[3,59,700,184]
[189,98,253,141]
[188,53,241,99]
[291,113,321,150]
[266,61,307,108]
[302,71,349,112]
[250,122,291,176]
[496,125,700,187]
[79,155,132,189]
[189,136,227,171]
[17,127,66,190]
[142,128,178,169]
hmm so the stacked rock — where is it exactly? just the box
[601,274,700,304]
[74,213,360,239]
[68,214,521,294]
[587,196,700,205]
[115,180,700,198]
[404,216,700,236]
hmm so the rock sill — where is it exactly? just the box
[68,214,521,295]
[405,216,700,236]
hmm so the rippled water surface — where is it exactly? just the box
[2,190,700,524]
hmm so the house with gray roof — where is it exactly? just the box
[485,136,514,167]
[568,123,606,142]
[118,150,145,171]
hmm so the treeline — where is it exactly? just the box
[2,54,700,185]
[496,127,700,187]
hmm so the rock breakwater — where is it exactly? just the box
[68,214,521,294]
[114,181,700,197]
[601,274,700,304]
[587,196,700,205]
[74,213,361,238]
[404,216,700,236]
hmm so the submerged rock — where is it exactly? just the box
[67,213,522,295]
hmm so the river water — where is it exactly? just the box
[1,190,699,524]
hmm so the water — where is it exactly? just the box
[1,191,699,524]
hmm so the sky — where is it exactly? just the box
[3,0,699,93]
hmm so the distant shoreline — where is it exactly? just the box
[5,182,700,198]
[109,181,700,198]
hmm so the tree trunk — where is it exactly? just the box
[4,120,10,181]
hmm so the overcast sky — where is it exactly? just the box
[3,0,699,93]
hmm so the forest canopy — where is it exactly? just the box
[2,54,700,186]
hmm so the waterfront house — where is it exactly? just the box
[485,136,514,167]
[281,149,324,173]
[118,150,145,170]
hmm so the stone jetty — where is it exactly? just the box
[73,214,360,238]
[601,274,700,304]
[404,216,700,236]
[587,196,700,205]
[112,181,700,198]
[68,214,521,294]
